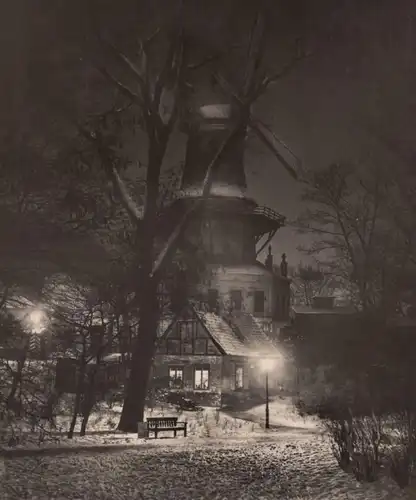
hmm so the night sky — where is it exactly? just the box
[2,0,415,267]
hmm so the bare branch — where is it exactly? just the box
[144,28,161,46]
[97,67,141,104]
[187,53,222,71]
[112,49,146,89]
[74,123,143,225]
[213,72,299,179]
[257,50,313,95]
[153,33,181,119]
[108,167,143,224]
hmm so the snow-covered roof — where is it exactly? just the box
[196,311,250,356]
[157,305,281,358]
[291,305,356,315]
[176,184,247,199]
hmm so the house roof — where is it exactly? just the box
[228,313,279,355]
[291,305,357,315]
[158,305,281,358]
[195,311,250,356]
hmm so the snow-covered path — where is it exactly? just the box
[3,432,409,499]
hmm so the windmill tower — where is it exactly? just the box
[158,99,291,332]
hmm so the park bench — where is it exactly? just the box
[146,416,187,438]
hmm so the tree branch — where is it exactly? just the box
[212,72,299,179]
[75,124,143,225]
[108,167,143,224]
[258,50,313,94]
[97,67,141,104]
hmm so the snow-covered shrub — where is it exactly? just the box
[324,410,383,482]
[386,410,416,488]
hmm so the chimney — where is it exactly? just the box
[265,245,273,271]
[280,253,288,277]
[312,296,335,309]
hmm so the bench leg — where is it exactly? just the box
[184,427,187,438]
[174,429,177,438]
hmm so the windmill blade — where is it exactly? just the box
[213,72,300,180]
[253,119,302,168]
[249,120,299,180]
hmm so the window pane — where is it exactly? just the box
[169,367,183,388]
[194,367,210,389]
[235,366,244,389]
[194,369,202,389]
[202,370,209,389]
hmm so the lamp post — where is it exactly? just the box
[260,358,275,430]
[265,369,269,429]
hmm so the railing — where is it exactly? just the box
[253,205,285,223]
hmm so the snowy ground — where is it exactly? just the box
[0,398,413,499]
[2,435,409,499]
[1,397,319,450]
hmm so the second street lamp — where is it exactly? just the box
[260,358,275,430]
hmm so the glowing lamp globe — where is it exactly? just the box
[260,358,275,373]
[29,309,46,334]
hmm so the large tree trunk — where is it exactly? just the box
[7,354,26,417]
[80,372,97,437]
[67,363,86,439]
[117,279,159,431]
[118,138,162,432]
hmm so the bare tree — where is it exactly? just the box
[294,162,416,317]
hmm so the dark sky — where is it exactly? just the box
[2,0,416,267]
[246,0,416,265]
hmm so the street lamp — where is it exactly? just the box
[260,358,275,429]
[28,309,46,334]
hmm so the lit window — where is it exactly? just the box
[194,366,210,390]
[169,367,184,388]
[235,365,244,390]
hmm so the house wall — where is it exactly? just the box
[195,264,290,320]
[221,356,250,392]
[153,354,222,406]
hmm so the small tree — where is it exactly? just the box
[291,263,340,305]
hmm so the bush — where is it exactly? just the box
[324,411,383,482]
[386,411,416,488]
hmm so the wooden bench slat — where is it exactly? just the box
[145,416,187,439]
